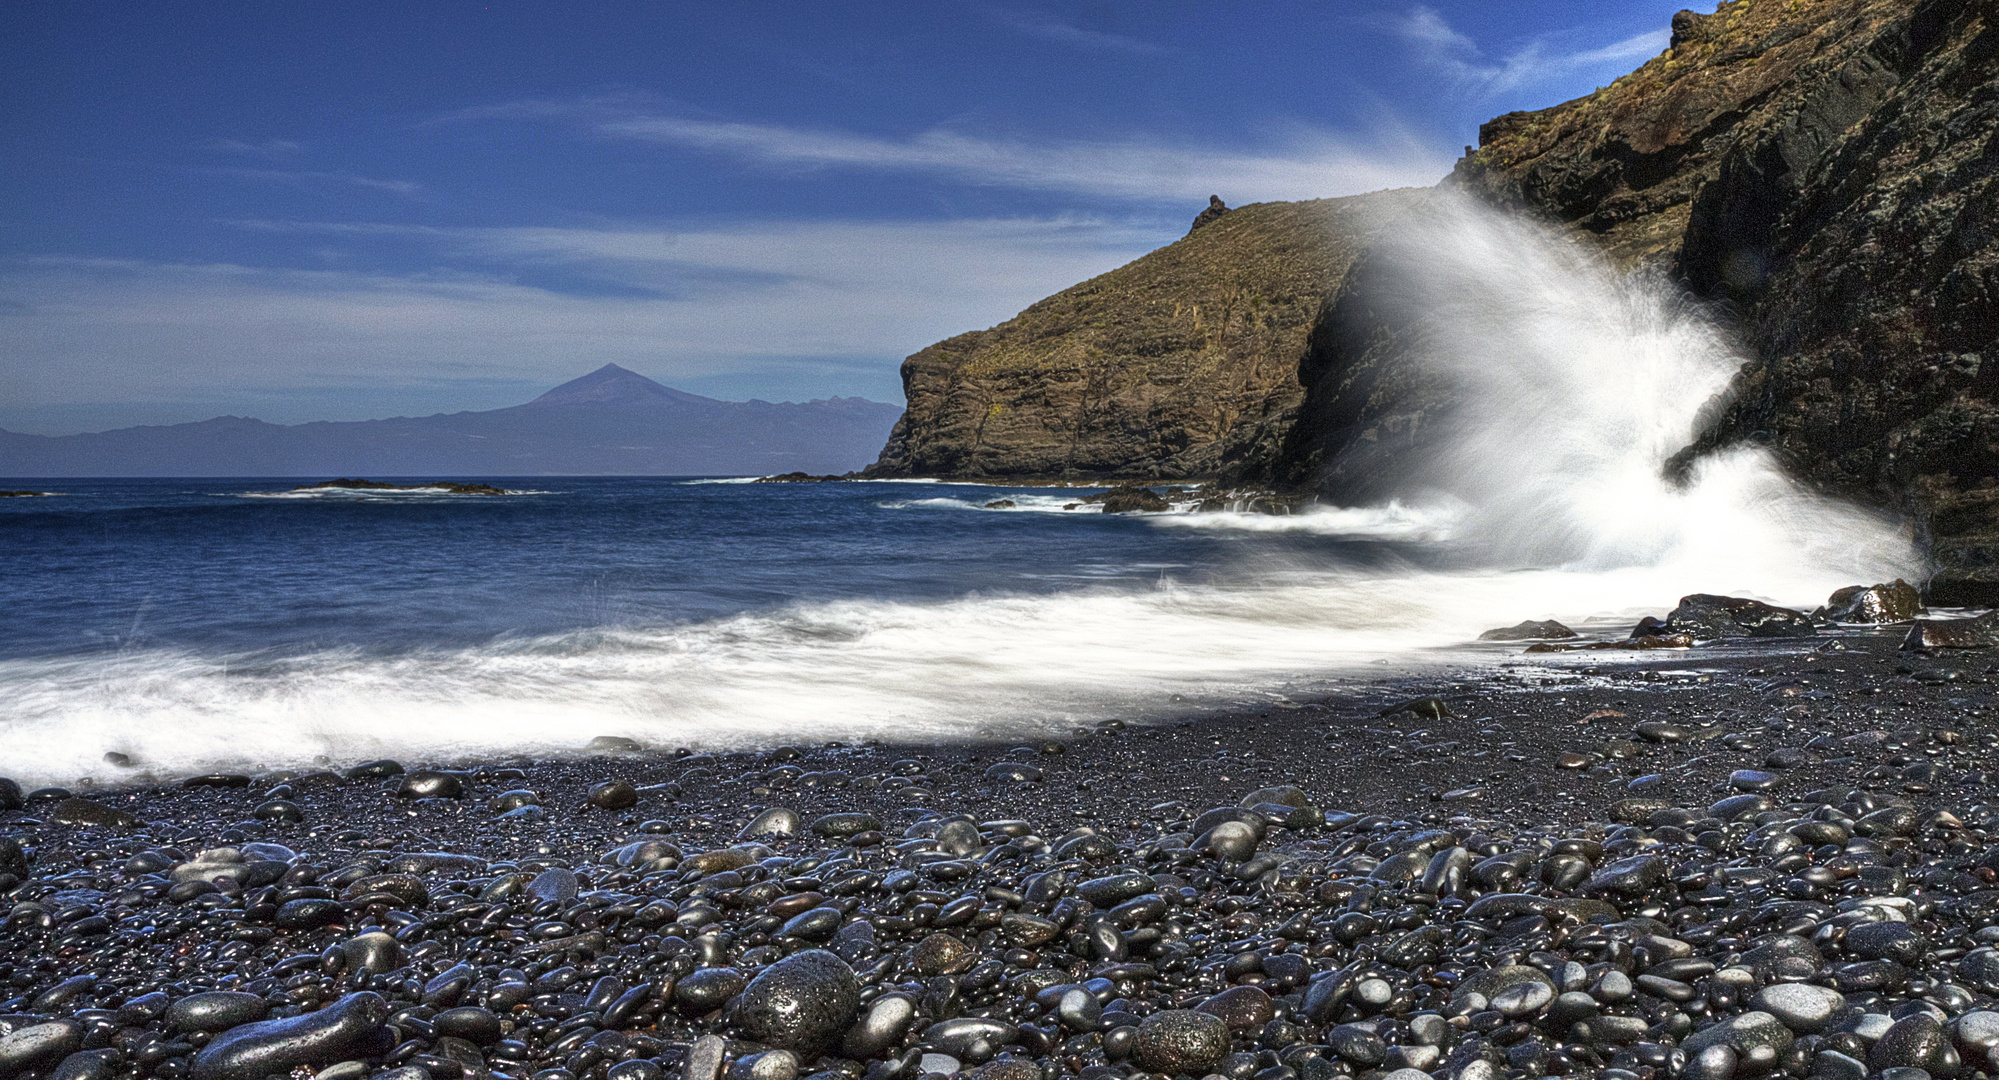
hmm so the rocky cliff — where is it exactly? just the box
[868,0,1999,595]
[864,192,1420,480]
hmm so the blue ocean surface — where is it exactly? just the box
[0,473,1908,786]
[0,477,1414,659]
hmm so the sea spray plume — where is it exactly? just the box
[1315,191,1919,583]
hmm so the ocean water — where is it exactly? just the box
[0,197,1928,785]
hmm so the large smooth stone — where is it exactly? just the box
[189,992,391,1080]
[166,991,269,1033]
[1754,983,1846,1034]
[733,949,861,1054]
[0,1022,83,1076]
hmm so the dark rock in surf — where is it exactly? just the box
[1665,594,1815,639]
[1479,619,1578,641]
[1823,579,1921,623]
[1099,485,1170,514]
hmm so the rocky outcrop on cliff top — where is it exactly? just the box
[1450,0,1997,597]
[864,191,1421,481]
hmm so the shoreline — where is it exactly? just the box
[9,628,1999,1080]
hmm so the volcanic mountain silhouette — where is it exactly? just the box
[0,365,902,477]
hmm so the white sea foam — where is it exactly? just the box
[240,486,552,499]
[1149,501,1459,540]
[0,197,1925,785]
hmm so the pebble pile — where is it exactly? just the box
[5,630,1999,1080]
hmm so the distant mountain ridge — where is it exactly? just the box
[0,365,903,477]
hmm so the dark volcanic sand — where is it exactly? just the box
[7,629,1999,1080]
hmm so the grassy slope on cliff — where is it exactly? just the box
[866,192,1421,480]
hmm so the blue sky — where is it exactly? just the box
[2,0,1688,433]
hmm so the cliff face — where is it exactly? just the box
[1277,0,1997,597]
[864,192,1420,480]
[867,0,1999,595]
[1453,0,1923,272]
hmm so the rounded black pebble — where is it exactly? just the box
[676,967,748,1011]
[394,771,466,799]
[1133,1009,1229,1075]
[1870,1014,1955,1075]
[167,991,270,1033]
[253,799,304,823]
[0,1021,84,1076]
[588,780,638,810]
[184,774,252,788]
[432,1007,503,1046]
[275,898,345,931]
[809,812,880,838]
[345,759,403,778]
[189,991,391,1080]
[733,948,862,1054]
[739,807,801,838]
[51,797,138,827]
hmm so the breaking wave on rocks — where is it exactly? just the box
[0,198,1924,785]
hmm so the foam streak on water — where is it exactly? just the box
[0,200,1923,785]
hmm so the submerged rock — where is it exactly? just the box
[1098,485,1170,514]
[293,478,511,495]
[1479,619,1578,641]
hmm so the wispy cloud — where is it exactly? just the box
[207,138,305,159]
[445,96,1450,203]
[210,167,424,197]
[986,6,1170,55]
[0,216,1164,426]
[1386,6,1667,95]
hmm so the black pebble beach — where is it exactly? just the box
[9,623,1999,1080]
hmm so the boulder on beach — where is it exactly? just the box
[1657,594,1814,640]
[1822,579,1922,624]
[1903,613,1999,650]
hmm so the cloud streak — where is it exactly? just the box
[1387,6,1667,95]
[986,6,1171,55]
[599,114,1446,202]
[445,96,1450,204]
[211,167,424,196]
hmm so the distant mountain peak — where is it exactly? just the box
[525,363,722,408]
